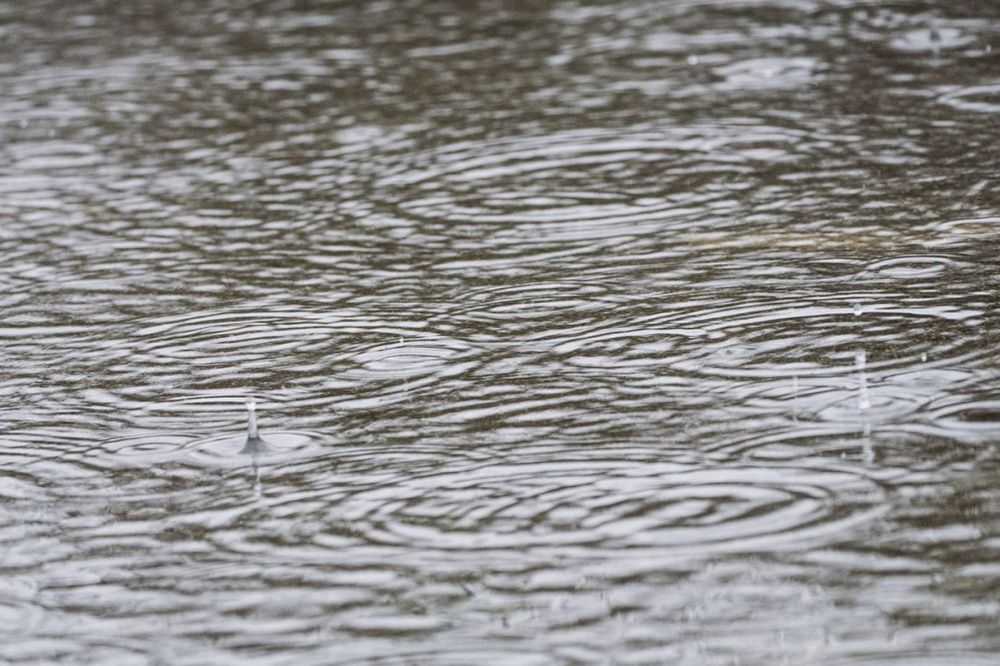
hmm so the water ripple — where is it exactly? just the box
[333,458,887,557]
[2,0,999,663]
[368,124,809,261]
[535,294,985,381]
[938,83,1000,115]
[712,57,820,91]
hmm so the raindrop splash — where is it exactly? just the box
[241,396,270,455]
[929,21,942,58]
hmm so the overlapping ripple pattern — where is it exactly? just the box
[2,1,999,664]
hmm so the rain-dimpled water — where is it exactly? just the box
[2,1,1000,664]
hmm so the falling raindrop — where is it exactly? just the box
[856,351,871,411]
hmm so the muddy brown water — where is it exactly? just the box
[2,1,1000,664]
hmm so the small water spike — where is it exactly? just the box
[929,20,941,58]
[241,396,270,455]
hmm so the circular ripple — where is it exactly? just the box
[182,430,323,464]
[95,396,328,465]
[80,307,480,418]
[662,296,985,380]
[859,255,956,279]
[891,27,975,53]
[336,460,886,555]
[923,398,1000,443]
[100,433,193,457]
[939,83,1000,114]
[132,307,350,362]
[712,57,820,90]
[931,216,1000,240]
[373,124,803,241]
[345,336,476,380]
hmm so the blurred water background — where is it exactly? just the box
[1,0,1000,664]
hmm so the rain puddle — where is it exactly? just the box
[1,1,999,664]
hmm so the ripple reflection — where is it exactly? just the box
[334,457,887,557]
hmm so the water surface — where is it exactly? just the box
[2,1,1000,664]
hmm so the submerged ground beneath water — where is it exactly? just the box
[1,1,1000,664]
